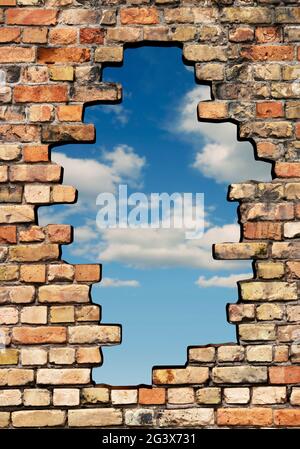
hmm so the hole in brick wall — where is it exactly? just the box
[40,46,271,385]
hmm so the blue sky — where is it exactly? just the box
[40,46,271,385]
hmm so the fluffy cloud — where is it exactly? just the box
[100,278,140,288]
[175,85,271,183]
[196,272,252,288]
[52,145,145,201]
[98,222,245,270]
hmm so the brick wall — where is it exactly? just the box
[0,0,300,428]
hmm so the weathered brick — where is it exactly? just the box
[214,242,268,260]
[95,47,123,63]
[221,7,271,24]
[24,185,50,204]
[224,388,250,404]
[23,389,50,407]
[6,9,58,25]
[10,164,61,182]
[272,242,300,258]
[184,45,227,62]
[23,146,49,162]
[38,285,89,304]
[12,326,66,344]
[217,408,272,427]
[49,28,77,45]
[158,408,214,427]
[49,348,75,365]
[239,324,276,341]
[0,349,18,366]
[0,47,35,63]
[196,388,221,405]
[19,226,45,243]
[0,389,21,406]
[37,368,90,385]
[75,305,100,322]
[240,281,297,301]
[47,224,72,244]
[139,388,166,405]
[167,387,194,404]
[256,262,284,279]
[0,145,20,161]
[111,389,137,405]
[76,347,101,364]
[68,325,120,344]
[244,222,282,240]
[188,346,215,363]
[0,264,18,281]
[49,66,74,82]
[50,306,74,323]
[80,28,104,44]
[81,387,109,404]
[48,264,74,282]
[20,265,46,284]
[9,244,59,262]
[68,409,122,427]
[14,85,68,103]
[42,124,95,143]
[37,48,90,64]
[0,286,35,304]
[212,366,267,384]
[53,389,79,406]
[242,45,294,61]
[0,206,34,224]
[270,366,300,384]
[21,348,47,366]
[121,7,159,25]
[0,307,18,325]
[256,303,284,321]
[256,102,284,118]
[23,27,48,44]
[153,367,209,385]
[12,410,65,428]
[56,105,82,122]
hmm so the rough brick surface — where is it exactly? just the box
[0,0,300,430]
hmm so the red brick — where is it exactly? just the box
[37,48,90,64]
[14,85,68,103]
[0,226,16,244]
[269,366,300,384]
[243,222,282,240]
[275,163,300,178]
[255,27,281,43]
[217,408,273,427]
[0,47,35,63]
[256,102,284,118]
[120,7,159,25]
[12,327,66,345]
[23,146,49,163]
[242,45,294,61]
[80,28,105,44]
[6,9,58,26]
[274,410,300,427]
[47,225,72,244]
[295,123,300,139]
[139,388,166,405]
[75,265,101,282]
[0,27,20,43]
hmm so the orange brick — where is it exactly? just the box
[256,102,284,118]
[270,367,300,384]
[242,45,294,61]
[47,225,72,244]
[243,222,282,240]
[76,347,101,364]
[139,388,166,405]
[255,27,281,43]
[217,408,273,427]
[22,27,48,44]
[14,85,68,103]
[57,105,83,122]
[12,327,66,345]
[23,146,49,163]
[275,162,300,178]
[19,226,45,243]
[49,28,77,45]
[37,47,90,64]
[6,9,58,26]
[257,142,279,159]
[75,265,101,282]
[0,1,16,5]
[0,47,35,63]
[28,105,53,122]
[120,7,159,25]
[198,102,228,119]
[274,410,300,427]
[229,27,254,43]
[0,226,16,244]
[20,265,46,284]
[0,27,20,43]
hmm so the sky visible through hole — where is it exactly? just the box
[40,46,271,385]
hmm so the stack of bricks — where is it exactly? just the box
[0,0,300,428]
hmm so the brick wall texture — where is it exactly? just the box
[0,0,299,429]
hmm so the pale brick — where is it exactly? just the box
[37,369,90,385]
[68,409,122,427]
[212,366,267,384]
[217,345,244,362]
[68,325,120,344]
[168,387,194,404]
[246,345,273,362]
[49,348,75,365]
[224,388,250,404]
[12,410,65,428]
[38,285,89,303]
[158,408,214,427]
[188,346,215,363]
[153,366,209,385]
[21,306,47,324]
[21,349,47,366]
[0,389,21,406]
[111,389,137,405]
[50,306,75,323]
[196,388,221,405]
[23,389,50,407]
[252,387,286,405]
[53,389,79,406]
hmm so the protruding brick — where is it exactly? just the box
[153,366,209,385]
[37,369,90,385]
[38,285,89,304]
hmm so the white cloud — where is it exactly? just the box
[98,222,245,270]
[196,272,252,288]
[100,277,140,288]
[175,85,271,183]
